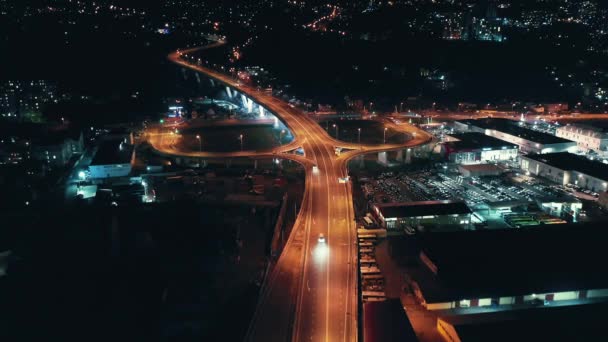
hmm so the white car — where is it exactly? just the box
[318,234,326,243]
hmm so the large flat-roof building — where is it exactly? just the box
[520,152,608,192]
[555,123,608,153]
[442,132,518,165]
[88,139,134,179]
[409,224,608,311]
[437,302,608,342]
[372,200,472,230]
[363,299,418,342]
[454,118,576,154]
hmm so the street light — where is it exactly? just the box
[333,124,338,139]
[400,102,404,113]
[196,135,202,152]
[280,129,286,144]
[383,127,388,144]
[358,128,361,143]
[239,134,244,151]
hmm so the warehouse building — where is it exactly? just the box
[442,132,518,165]
[88,139,134,179]
[363,299,418,342]
[454,118,576,154]
[372,200,472,230]
[409,224,608,312]
[555,123,608,153]
[520,152,608,192]
[437,302,608,342]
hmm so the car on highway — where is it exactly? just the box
[318,234,326,243]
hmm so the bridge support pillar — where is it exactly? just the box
[377,152,389,166]
[259,106,265,117]
[254,159,258,169]
[396,150,404,162]
[405,148,412,164]
[210,79,215,87]
[226,86,233,99]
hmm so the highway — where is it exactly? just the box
[414,110,608,123]
[153,41,432,342]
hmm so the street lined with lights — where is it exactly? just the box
[157,42,433,342]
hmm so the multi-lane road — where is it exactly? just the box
[152,41,432,342]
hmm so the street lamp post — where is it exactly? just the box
[280,129,286,144]
[333,124,338,140]
[358,128,361,143]
[400,102,404,113]
[383,127,388,144]
[239,134,244,151]
[196,135,202,152]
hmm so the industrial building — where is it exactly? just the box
[555,123,608,153]
[409,224,608,312]
[88,139,134,179]
[442,132,518,164]
[363,299,418,342]
[454,118,576,154]
[520,152,608,192]
[372,200,472,230]
[437,302,608,342]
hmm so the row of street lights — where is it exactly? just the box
[195,133,244,151]
[328,124,389,144]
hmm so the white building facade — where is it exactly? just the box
[555,124,608,153]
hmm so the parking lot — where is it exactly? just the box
[359,165,588,229]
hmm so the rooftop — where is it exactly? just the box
[363,299,418,342]
[524,152,608,182]
[375,200,472,219]
[457,118,574,145]
[438,302,608,342]
[414,222,608,303]
[446,132,517,151]
[90,139,133,166]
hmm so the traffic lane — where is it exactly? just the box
[246,231,304,342]
[326,156,354,342]
[296,140,332,342]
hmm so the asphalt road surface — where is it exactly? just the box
[153,41,432,342]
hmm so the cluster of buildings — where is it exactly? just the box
[447,118,608,195]
[0,123,84,169]
[0,80,58,121]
